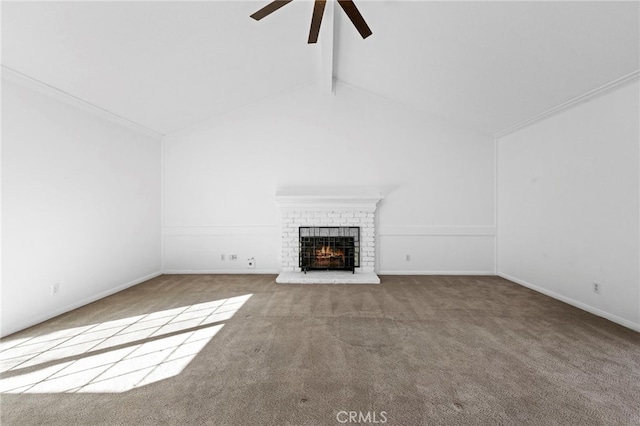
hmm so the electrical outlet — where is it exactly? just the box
[247,258,255,269]
[51,283,60,295]
[229,254,238,261]
[221,254,225,261]
[593,282,601,294]
[406,254,411,262]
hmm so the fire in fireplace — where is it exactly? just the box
[299,227,360,273]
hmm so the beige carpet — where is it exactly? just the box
[1,274,639,425]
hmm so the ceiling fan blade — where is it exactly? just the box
[250,0,294,21]
[308,0,327,44]
[337,0,372,39]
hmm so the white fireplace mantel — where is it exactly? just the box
[275,193,383,212]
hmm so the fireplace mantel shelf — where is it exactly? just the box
[275,194,383,212]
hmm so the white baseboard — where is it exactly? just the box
[164,270,495,276]
[1,271,162,338]
[499,272,640,332]
[162,269,279,275]
[378,270,496,276]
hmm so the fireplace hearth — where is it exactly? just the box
[299,227,359,273]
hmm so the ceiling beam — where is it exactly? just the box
[319,0,335,94]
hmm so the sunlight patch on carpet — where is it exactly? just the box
[0,294,252,393]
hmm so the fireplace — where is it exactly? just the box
[299,227,360,273]
[275,190,382,283]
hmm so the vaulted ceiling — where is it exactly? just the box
[2,1,639,136]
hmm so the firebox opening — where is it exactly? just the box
[299,227,360,273]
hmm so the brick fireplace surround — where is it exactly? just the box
[275,192,383,284]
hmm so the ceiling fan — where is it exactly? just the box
[251,0,372,44]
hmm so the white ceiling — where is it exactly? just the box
[2,1,639,136]
[336,1,640,134]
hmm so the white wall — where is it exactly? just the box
[498,81,640,330]
[163,82,495,274]
[1,79,162,337]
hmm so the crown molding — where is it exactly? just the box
[494,70,640,139]
[1,65,163,140]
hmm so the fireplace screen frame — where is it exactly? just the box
[299,226,360,273]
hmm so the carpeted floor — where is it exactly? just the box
[1,274,639,425]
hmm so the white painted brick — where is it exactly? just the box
[278,205,381,272]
